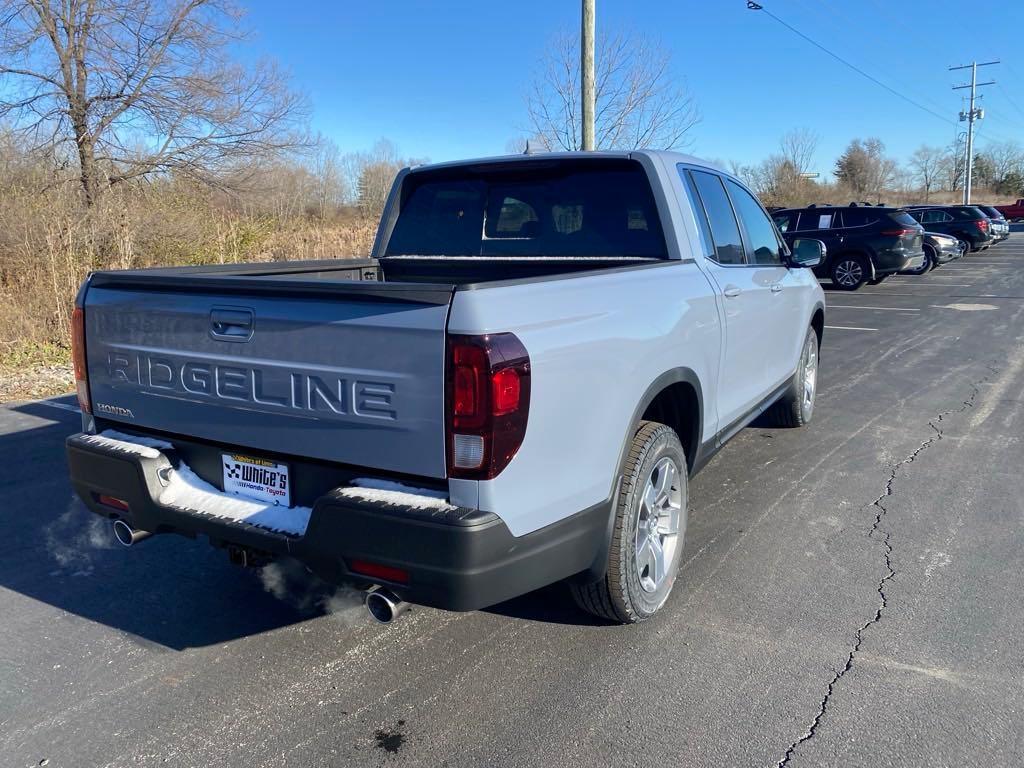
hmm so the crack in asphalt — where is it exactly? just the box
[774,363,1000,768]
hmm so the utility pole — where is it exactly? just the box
[581,0,595,151]
[951,60,998,204]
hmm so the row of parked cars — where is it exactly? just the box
[769,201,1012,290]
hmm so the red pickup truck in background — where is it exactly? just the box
[994,199,1024,221]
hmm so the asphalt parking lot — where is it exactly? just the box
[2,230,1023,768]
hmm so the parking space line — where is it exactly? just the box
[824,325,878,331]
[887,282,975,287]
[827,305,919,311]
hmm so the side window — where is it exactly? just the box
[725,179,782,265]
[678,166,715,258]
[796,211,835,231]
[919,210,944,224]
[489,196,539,237]
[772,213,794,233]
[689,170,745,265]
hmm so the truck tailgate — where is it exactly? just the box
[83,277,453,478]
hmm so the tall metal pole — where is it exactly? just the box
[581,0,595,151]
[964,63,977,205]
[951,60,998,205]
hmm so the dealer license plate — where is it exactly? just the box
[222,453,291,507]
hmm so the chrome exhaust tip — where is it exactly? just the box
[365,587,409,624]
[112,519,153,548]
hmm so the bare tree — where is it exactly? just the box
[340,139,425,216]
[309,136,345,220]
[975,140,1024,187]
[940,140,966,192]
[527,30,699,151]
[834,138,897,201]
[908,145,944,201]
[779,128,819,176]
[0,0,309,205]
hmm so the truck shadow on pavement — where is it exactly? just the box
[1,400,327,650]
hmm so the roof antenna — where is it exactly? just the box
[523,140,535,155]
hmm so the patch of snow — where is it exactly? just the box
[337,478,455,511]
[159,462,312,536]
[102,429,174,450]
[81,431,170,459]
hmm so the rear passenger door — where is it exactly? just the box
[681,168,790,430]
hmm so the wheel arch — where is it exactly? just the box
[577,368,703,585]
[832,249,876,280]
[811,304,825,347]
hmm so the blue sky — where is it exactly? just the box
[243,0,1024,175]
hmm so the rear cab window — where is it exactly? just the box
[385,159,667,258]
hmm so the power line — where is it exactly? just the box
[994,81,1024,123]
[746,1,954,127]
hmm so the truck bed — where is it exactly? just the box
[89,255,663,300]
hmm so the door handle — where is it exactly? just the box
[771,284,783,293]
[723,286,741,298]
[210,307,254,341]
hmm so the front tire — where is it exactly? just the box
[831,254,869,290]
[570,421,687,623]
[904,246,932,275]
[767,326,819,428]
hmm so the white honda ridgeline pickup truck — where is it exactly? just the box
[66,151,826,624]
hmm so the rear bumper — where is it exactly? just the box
[875,249,925,275]
[66,433,610,612]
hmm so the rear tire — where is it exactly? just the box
[831,254,869,290]
[767,326,819,428]
[570,421,687,624]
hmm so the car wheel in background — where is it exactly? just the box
[904,246,933,275]
[831,254,869,290]
[570,421,687,624]
[768,326,819,428]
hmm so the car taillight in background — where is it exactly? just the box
[71,306,91,413]
[975,219,989,232]
[446,332,530,480]
[880,228,917,236]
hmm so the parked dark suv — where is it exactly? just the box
[902,205,995,252]
[975,205,1010,243]
[772,204,925,290]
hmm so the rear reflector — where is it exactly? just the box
[71,306,91,413]
[96,494,129,512]
[349,559,409,584]
[446,333,531,480]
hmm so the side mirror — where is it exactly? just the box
[789,238,825,268]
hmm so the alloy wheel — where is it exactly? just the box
[634,456,682,594]
[834,259,863,287]
[802,334,818,418]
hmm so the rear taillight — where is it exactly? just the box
[880,228,915,236]
[976,219,989,231]
[71,306,91,413]
[446,333,530,480]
